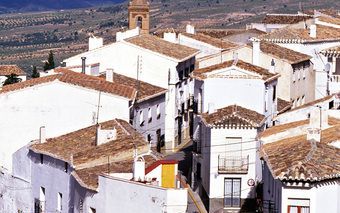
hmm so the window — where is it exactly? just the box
[89,207,96,213]
[287,199,310,213]
[57,193,62,212]
[139,110,144,126]
[273,85,276,101]
[224,178,241,207]
[178,70,184,81]
[40,154,44,164]
[184,67,190,78]
[39,187,46,212]
[301,95,305,105]
[148,108,152,123]
[64,162,68,173]
[156,104,161,119]
[190,64,195,72]
[136,16,143,28]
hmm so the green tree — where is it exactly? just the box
[31,65,40,78]
[43,51,55,71]
[3,73,22,86]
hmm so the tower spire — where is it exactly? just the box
[128,0,150,34]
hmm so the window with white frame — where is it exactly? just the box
[139,110,144,126]
[156,104,161,119]
[148,108,152,123]
[287,198,310,213]
[57,192,62,212]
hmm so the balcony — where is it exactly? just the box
[218,155,249,174]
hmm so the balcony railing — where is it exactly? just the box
[218,155,249,174]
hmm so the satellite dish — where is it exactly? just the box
[325,63,331,73]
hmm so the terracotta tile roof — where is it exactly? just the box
[125,34,199,61]
[72,155,157,190]
[30,118,160,191]
[260,116,340,138]
[318,16,340,25]
[261,124,340,182]
[180,32,239,50]
[201,105,265,128]
[198,28,266,39]
[320,45,340,57]
[277,98,292,113]
[99,72,167,101]
[29,119,148,166]
[192,60,279,81]
[0,65,26,76]
[0,68,164,100]
[287,95,334,112]
[261,14,313,24]
[249,41,311,64]
[260,25,340,43]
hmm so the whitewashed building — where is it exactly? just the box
[259,20,340,99]
[12,119,187,213]
[320,45,340,94]
[63,31,199,151]
[0,65,27,86]
[192,60,279,127]
[260,109,340,213]
[192,105,265,212]
[247,14,314,33]
[198,39,315,108]
[0,68,166,171]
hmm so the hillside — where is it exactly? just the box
[0,0,338,75]
[0,0,124,13]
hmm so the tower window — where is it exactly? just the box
[137,17,143,28]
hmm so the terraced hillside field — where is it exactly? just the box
[0,0,338,75]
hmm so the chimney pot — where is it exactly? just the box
[40,126,46,143]
[106,69,114,82]
[186,24,195,34]
[310,25,317,38]
[89,35,104,51]
[133,158,145,181]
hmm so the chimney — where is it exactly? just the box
[307,107,328,142]
[106,69,114,82]
[251,37,260,66]
[164,32,177,43]
[96,125,117,146]
[89,35,103,51]
[310,24,317,38]
[133,158,145,181]
[81,57,86,74]
[186,24,195,34]
[39,126,46,143]
[208,103,216,114]
[269,59,275,73]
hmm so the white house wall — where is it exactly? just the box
[0,81,130,170]
[86,175,187,213]
[277,41,340,99]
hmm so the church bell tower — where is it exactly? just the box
[128,0,150,34]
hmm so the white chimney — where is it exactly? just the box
[164,32,177,43]
[186,24,195,34]
[307,107,328,142]
[39,126,46,143]
[310,24,317,38]
[251,37,260,66]
[96,125,117,146]
[133,158,145,181]
[89,35,104,51]
[269,59,275,73]
[106,69,114,82]
[208,103,216,114]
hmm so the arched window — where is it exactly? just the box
[136,16,143,28]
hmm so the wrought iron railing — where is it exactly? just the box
[218,155,249,174]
